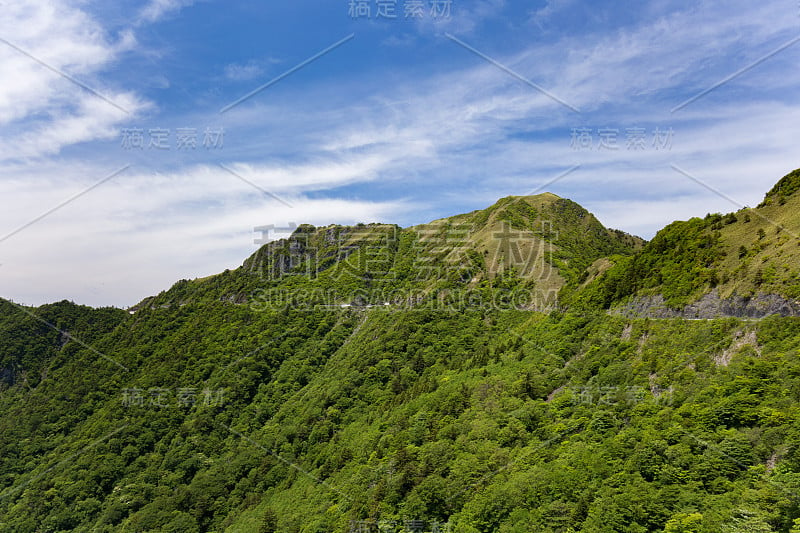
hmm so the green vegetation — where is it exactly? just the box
[2,301,800,532]
[573,217,724,308]
[574,169,800,310]
[760,169,800,208]
[1,171,800,531]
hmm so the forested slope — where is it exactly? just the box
[1,171,800,532]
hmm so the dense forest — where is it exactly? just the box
[1,170,800,532]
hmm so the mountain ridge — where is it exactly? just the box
[132,170,800,320]
[133,192,643,313]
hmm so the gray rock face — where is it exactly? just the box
[611,290,800,318]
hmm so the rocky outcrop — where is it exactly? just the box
[611,290,800,319]
[715,330,761,366]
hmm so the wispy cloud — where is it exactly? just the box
[0,1,149,161]
[414,0,506,35]
[138,0,196,24]
[224,61,265,82]
[223,58,282,82]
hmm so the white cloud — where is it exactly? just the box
[215,0,800,238]
[223,58,282,82]
[0,93,148,160]
[138,0,196,24]
[0,1,149,161]
[529,0,576,29]
[414,0,506,36]
[0,192,407,308]
[224,61,265,82]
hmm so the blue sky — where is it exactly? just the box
[0,0,799,306]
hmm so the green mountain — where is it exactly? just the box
[1,173,800,532]
[137,193,642,313]
[573,168,800,317]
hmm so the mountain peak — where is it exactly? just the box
[506,191,562,201]
[759,168,800,207]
